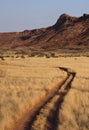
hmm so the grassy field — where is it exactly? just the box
[0,56,89,130]
[0,57,66,130]
[57,57,89,130]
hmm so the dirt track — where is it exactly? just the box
[22,67,76,130]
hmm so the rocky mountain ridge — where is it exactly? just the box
[0,13,89,50]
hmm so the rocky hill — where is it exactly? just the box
[0,13,89,50]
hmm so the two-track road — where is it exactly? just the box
[22,67,76,130]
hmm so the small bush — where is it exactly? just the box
[21,55,25,58]
[37,53,44,57]
[0,56,5,60]
[16,56,19,58]
[29,53,35,57]
[45,55,50,58]
[51,53,55,57]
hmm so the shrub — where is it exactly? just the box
[45,55,50,58]
[21,55,25,58]
[0,56,5,60]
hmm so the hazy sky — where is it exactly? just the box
[0,0,89,32]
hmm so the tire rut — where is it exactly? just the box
[24,67,76,130]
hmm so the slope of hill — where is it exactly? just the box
[0,13,89,50]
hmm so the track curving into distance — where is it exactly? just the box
[22,67,76,130]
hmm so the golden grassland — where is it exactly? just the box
[57,57,89,130]
[0,57,66,130]
[0,56,89,130]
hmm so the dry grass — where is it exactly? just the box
[0,56,89,130]
[57,57,89,130]
[0,57,66,130]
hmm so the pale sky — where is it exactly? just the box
[0,0,89,32]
